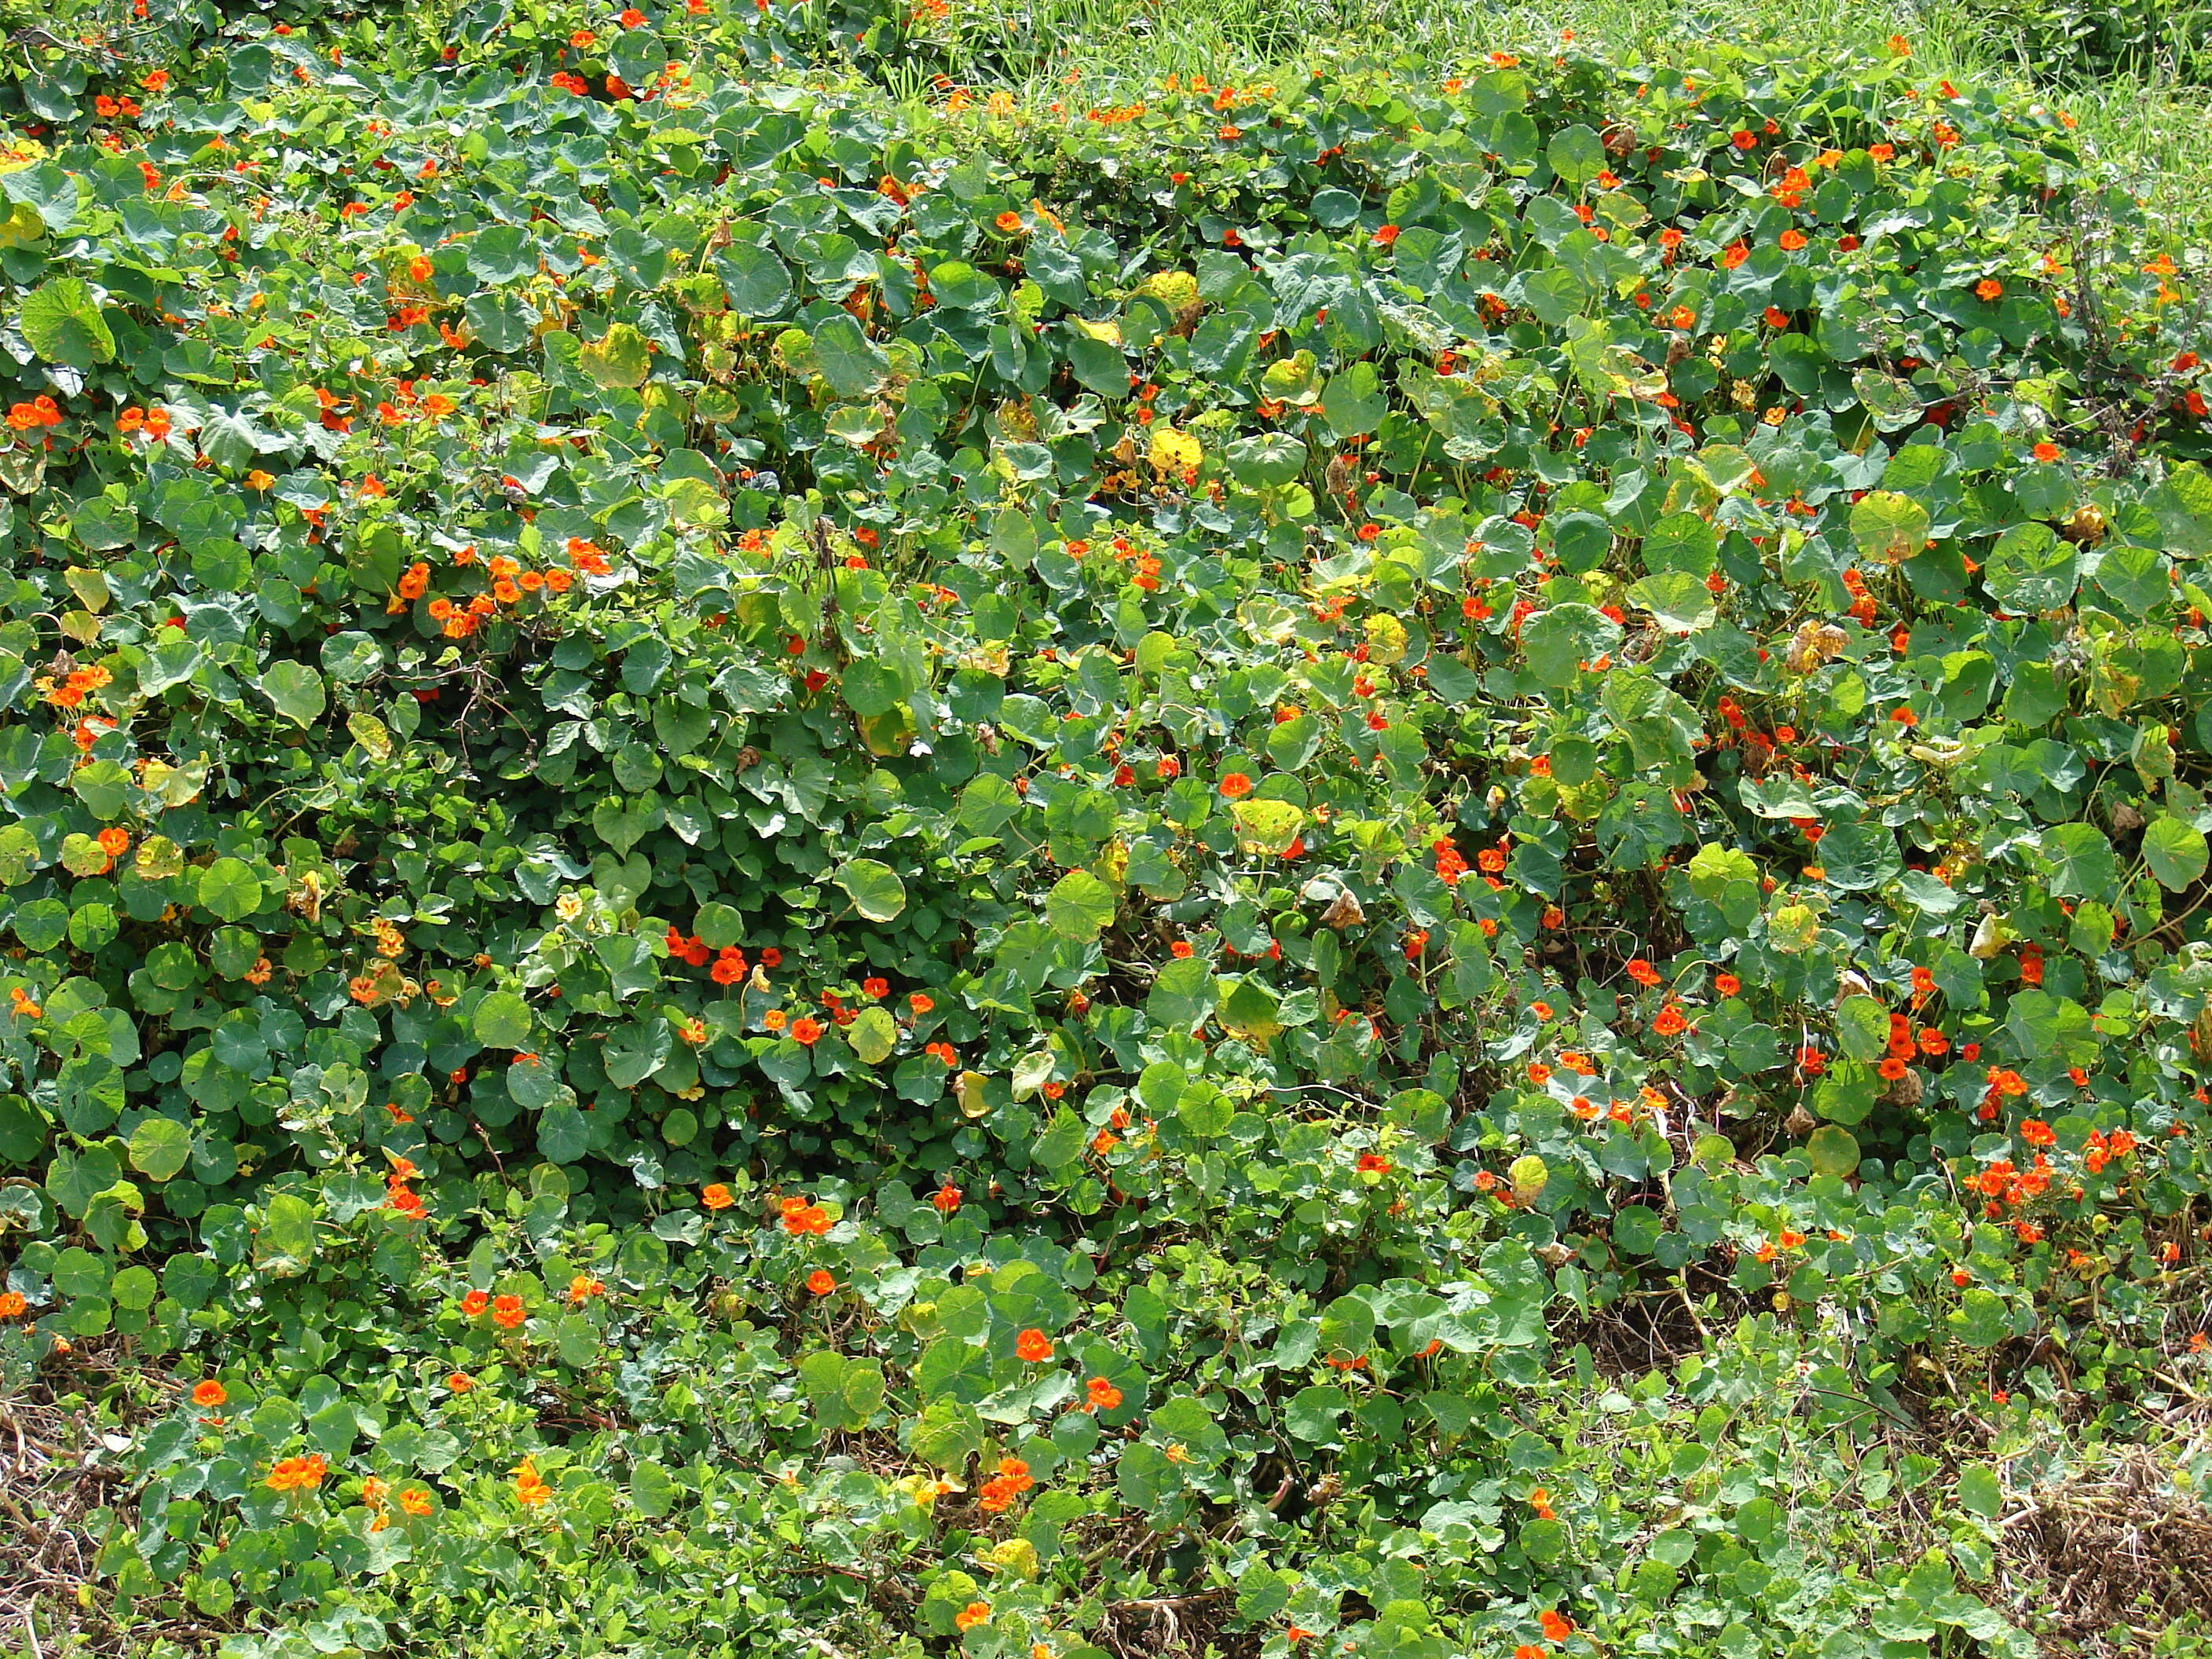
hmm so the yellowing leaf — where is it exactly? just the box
[1361,613,1408,665]
[1148,426,1202,473]
[133,835,185,880]
[1143,269,1199,311]
[1230,798,1305,856]
[0,202,44,249]
[955,1070,991,1118]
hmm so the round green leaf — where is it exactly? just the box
[128,1116,192,1182]
[848,1005,898,1064]
[1848,491,1931,566]
[2142,816,2208,892]
[833,859,907,923]
[1044,870,1116,941]
[197,859,263,922]
[474,991,534,1049]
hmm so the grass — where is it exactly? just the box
[922,0,2212,246]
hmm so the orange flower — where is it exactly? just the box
[1015,1328,1054,1361]
[460,1290,489,1317]
[399,1488,433,1516]
[513,1458,551,1507]
[1218,772,1254,798]
[265,1453,328,1492]
[910,992,935,1013]
[491,1294,526,1329]
[1778,229,1807,251]
[0,1290,25,1318]
[2032,441,2060,463]
[955,1603,991,1632]
[1976,278,2003,301]
[1714,973,1741,996]
[1719,241,1749,269]
[702,1182,735,1210]
[806,1269,837,1296]
[97,826,130,856]
[192,1379,227,1408]
[932,1182,961,1214]
[566,1274,605,1306]
[445,1372,473,1392]
[790,1016,823,1045]
[994,211,1024,233]
[1086,1375,1122,1411]
[1625,958,1661,987]
[1652,1004,1687,1037]
[1540,1611,1573,1641]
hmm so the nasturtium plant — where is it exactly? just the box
[0,2,2209,1657]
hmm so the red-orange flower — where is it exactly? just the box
[491,1295,526,1329]
[1218,772,1254,799]
[1015,1328,1054,1361]
[806,1269,837,1296]
[265,1453,328,1492]
[192,1379,227,1408]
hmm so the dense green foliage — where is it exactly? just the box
[2,1,2210,1655]
[1967,0,2211,90]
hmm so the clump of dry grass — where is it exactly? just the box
[1997,1432,2212,1656]
[0,1340,212,1659]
